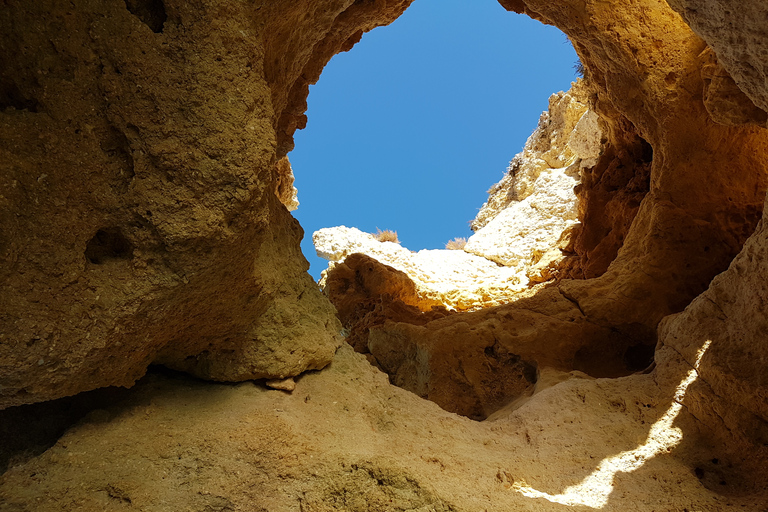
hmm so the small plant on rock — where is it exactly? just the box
[374,228,399,243]
[445,237,467,250]
[574,58,586,78]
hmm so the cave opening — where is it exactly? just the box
[288,0,581,282]
[286,0,643,421]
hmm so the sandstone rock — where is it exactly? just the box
[504,0,768,330]
[652,193,768,493]
[265,377,296,392]
[364,284,659,420]
[0,0,415,408]
[274,156,300,211]
[465,163,581,269]
[470,81,596,232]
[700,47,768,127]
[665,0,768,116]
[3,0,768,508]
[319,253,446,352]
[1,345,761,511]
[314,226,530,311]
[568,109,603,166]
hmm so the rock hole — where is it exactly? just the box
[124,0,167,33]
[0,79,39,112]
[0,385,132,475]
[291,0,581,281]
[85,228,134,265]
[623,342,656,372]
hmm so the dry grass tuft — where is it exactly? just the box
[374,228,399,243]
[445,237,467,250]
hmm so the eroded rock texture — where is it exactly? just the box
[2,345,765,511]
[3,0,768,509]
[654,194,768,495]
[466,80,600,284]
[505,0,768,331]
[318,0,768,450]
[666,0,768,119]
[315,225,530,310]
[0,0,412,408]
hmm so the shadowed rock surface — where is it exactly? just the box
[0,0,412,408]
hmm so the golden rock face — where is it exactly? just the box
[0,0,411,408]
[2,0,768,508]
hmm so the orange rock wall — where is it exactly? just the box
[321,0,768,424]
[503,0,768,331]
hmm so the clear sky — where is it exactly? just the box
[289,0,579,280]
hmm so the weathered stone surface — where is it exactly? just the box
[324,252,656,419]
[470,81,596,232]
[3,345,762,511]
[3,0,768,508]
[0,0,413,408]
[274,156,300,211]
[367,287,625,420]
[320,253,447,352]
[560,114,653,280]
[503,0,768,331]
[665,0,768,117]
[700,48,768,127]
[315,226,530,310]
[653,193,768,494]
[466,82,598,284]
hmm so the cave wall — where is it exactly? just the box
[0,0,411,408]
[1,0,768,508]
[3,0,765,412]
[318,0,768,418]
[502,0,768,332]
[665,0,768,118]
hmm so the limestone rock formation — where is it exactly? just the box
[700,47,768,127]
[2,345,763,511]
[466,80,601,284]
[315,90,656,417]
[314,226,529,310]
[274,156,300,211]
[511,0,768,331]
[318,0,768,480]
[3,0,768,509]
[314,81,603,307]
[665,0,768,118]
[0,0,412,408]
[470,80,600,232]
[653,194,768,492]
[367,287,622,420]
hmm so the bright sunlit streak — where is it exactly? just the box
[513,340,712,509]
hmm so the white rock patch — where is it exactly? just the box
[313,226,528,311]
[312,81,605,310]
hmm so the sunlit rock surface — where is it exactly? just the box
[314,82,598,307]
[274,156,300,211]
[2,0,768,509]
[470,82,599,232]
[466,81,601,284]
[507,0,768,331]
[314,226,529,311]
[1,345,762,511]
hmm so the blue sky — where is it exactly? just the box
[289,0,579,280]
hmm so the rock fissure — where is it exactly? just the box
[556,286,586,318]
